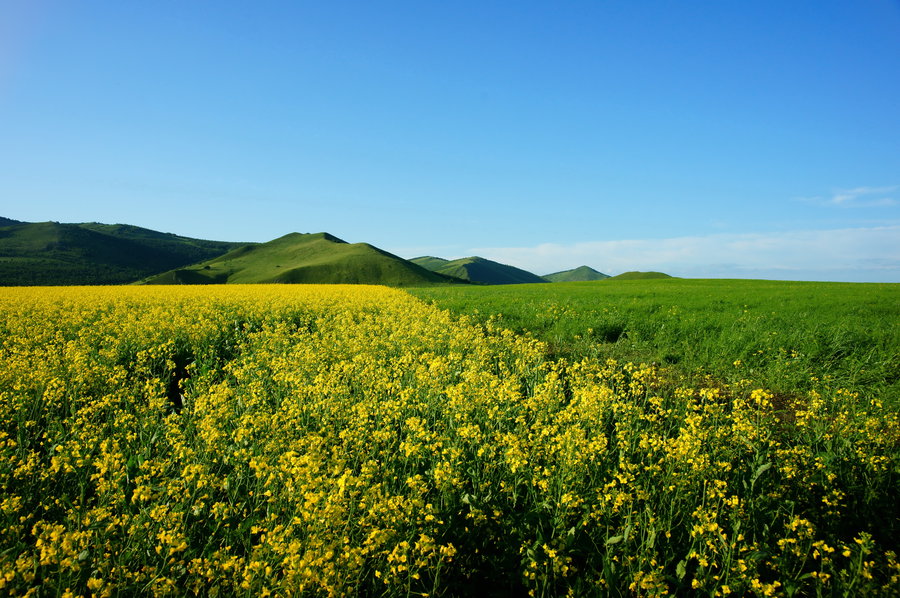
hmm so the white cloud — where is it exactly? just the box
[798,186,899,207]
[468,226,900,282]
[830,186,898,205]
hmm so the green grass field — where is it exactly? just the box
[410,278,900,407]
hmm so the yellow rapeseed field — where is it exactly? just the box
[1,285,898,596]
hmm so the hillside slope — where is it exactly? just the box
[0,220,240,285]
[410,256,451,271]
[144,232,452,286]
[419,256,547,285]
[543,265,610,282]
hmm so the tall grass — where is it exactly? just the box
[410,279,900,406]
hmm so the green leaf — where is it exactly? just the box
[751,462,772,488]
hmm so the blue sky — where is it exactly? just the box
[2,1,899,281]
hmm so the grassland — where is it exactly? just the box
[409,278,900,407]
[607,271,674,280]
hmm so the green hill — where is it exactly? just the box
[543,265,610,282]
[410,256,451,271]
[143,232,452,286]
[608,271,673,280]
[418,256,547,285]
[0,220,240,285]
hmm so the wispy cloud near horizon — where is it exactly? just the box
[797,186,899,208]
[467,226,900,283]
[831,186,898,206]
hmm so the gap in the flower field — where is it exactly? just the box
[166,356,191,414]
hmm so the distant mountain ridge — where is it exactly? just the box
[1,216,669,286]
[409,256,450,271]
[0,219,241,285]
[144,232,453,286]
[411,255,547,285]
[543,265,610,282]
